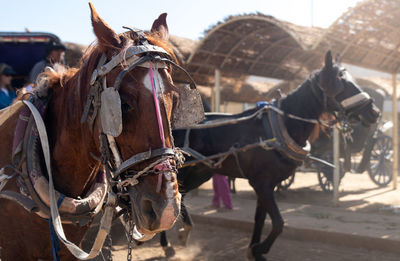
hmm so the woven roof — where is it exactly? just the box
[313,0,400,74]
[171,0,400,90]
[183,14,325,85]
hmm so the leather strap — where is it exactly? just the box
[23,100,114,260]
[267,100,309,164]
[114,147,175,177]
[0,190,38,213]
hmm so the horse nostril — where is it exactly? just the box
[374,109,380,118]
[142,199,157,222]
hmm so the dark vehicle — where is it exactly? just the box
[279,87,393,192]
[0,32,66,88]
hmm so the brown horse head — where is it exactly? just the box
[43,3,189,238]
[87,4,183,234]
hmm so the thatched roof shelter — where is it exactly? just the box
[183,14,325,86]
[313,0,400,74]
[63,0,400,104]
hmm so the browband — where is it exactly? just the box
[90,45,170,85]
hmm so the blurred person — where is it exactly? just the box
[29,40,66,84]
[0,63,17,109]
[211,173,233,211]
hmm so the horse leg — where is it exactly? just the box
[247,200,267,259]
[159,231,175,257]
[249,188,283,261]
[178,198,193,246]
[229,177,236,193]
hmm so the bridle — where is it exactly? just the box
[310,68,373,125]
[81,29,194,193]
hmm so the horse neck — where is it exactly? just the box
[279,75,324,147]
[47,71,99,198]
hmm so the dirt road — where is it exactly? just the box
[110,221,399,261]
[108,171,400,260]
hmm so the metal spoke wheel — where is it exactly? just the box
[317,152,344,192]
[277,173,295,191]
[368,135,393,187]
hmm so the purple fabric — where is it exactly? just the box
[212,174,232,209]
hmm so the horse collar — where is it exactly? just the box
[266,100,310,164]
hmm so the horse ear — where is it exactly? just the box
[324,50,333,69]
[89,2,121,53]
[151,13,169,42]
[334,53,342,65]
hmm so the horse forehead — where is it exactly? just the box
[341,70,361,90]
[142,69,167,93]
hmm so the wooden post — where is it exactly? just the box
[333,126,340,205]
[214,69,221,112]
[392,74,398,190]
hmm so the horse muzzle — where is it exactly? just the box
[358,103,380,126]
[127,159,181,234]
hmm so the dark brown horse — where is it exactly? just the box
[0,3,192,260]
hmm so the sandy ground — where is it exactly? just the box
[110,220,400,261]
[109,171,400,260]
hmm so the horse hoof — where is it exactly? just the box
[247,247,255,260]
[178,225,192,246]
[163,245,176,258]
[247,246,267,261]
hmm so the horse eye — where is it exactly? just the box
[121,100,133,113]
[172,93,179,111]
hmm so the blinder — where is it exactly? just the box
[100,87,122,137]
[172,84,204,129]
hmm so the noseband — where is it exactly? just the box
[310,73,373,121]
[81,30,192,192]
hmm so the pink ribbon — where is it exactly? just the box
[149,63,166,148]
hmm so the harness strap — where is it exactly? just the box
[49,194,65,261]
[0,190,38,212]
[114,148,175,177]
[90,45,169,85]
[232,150,247,178]
[23,100,115,260]
[340,92,371,110]
[268,101,310,164]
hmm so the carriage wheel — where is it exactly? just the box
[277,173,295,191]
[316,152,344,192]
[368,135,393,187]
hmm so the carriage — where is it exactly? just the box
[0,31,65,88]
[278,87,393,192]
